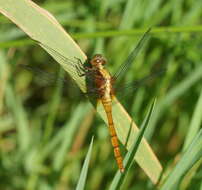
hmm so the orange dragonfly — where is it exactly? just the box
[73,29,150,172]
[22,28,164,172]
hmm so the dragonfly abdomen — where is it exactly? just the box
[101,98,124,173]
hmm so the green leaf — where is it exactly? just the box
[160,129,202,190]
[183,88,202,150]
[76,136,94,190]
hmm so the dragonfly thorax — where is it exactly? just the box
[90,54,107,68]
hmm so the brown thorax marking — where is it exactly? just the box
[90,54,113,98]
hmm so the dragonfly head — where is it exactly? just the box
[90,54,107,67]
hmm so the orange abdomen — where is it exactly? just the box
[101,98,124,173]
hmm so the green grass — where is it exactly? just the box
[0,0,202,189]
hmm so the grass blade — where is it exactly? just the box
[76,136,94,190]
[183,88,202,151]
[160,129,202,190]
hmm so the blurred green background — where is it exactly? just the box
[0,0,202,189]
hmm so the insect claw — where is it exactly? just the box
[73,57,87,74]
[78,73,86,77]
[74,57,83,65]
[74,64,85,77]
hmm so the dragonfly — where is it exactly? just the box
[22,28,165,173]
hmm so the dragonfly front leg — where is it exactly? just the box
[74,57,96,77]
[75,65,86,77]
[74,57,87,77]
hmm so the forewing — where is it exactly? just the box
[34,40,77,67]
[18,64,71,86]
[114,68,166,99]
[18,64,100,98]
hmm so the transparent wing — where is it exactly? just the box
[18,64,69,86]
[112,28,151,81]
[18,64,100,98]
[19,64,166,103]
[32,40,91,83]
[24,38,165,102]
[33,40,79,68]
[114,68,166,98]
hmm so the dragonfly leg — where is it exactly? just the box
[74,64,86,77]
[74,57,86,71]
[73,57,89,77]
[74,57,98,78]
